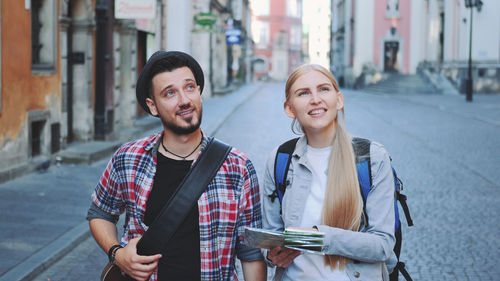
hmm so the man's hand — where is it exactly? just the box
[267,246,301,268]
[114,237,162,281]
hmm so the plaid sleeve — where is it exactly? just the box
[91,152,125,216]
[236,157,263,261]
[243,158,262,226]
[237,157,262,231]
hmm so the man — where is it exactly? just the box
[87,51,266,281]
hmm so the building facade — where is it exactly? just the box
[0,0,252,183]
[169,0,252,95]
[412,0,500,93]
[0,0,65,180]
[0,0,164,182]
[251,0,303,81]
[332,0,413,87]
[332,0,499,92]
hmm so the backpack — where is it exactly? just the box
[270,137,414,281]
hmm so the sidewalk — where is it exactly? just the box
[352,89,500,127]
[0,82,265,281]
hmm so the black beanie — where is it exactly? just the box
[136,51,205,115]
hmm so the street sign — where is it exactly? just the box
[226,28,242,45]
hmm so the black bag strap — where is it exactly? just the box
[396,192,414,227]
[136,137,232,256]
[393,262,413,281]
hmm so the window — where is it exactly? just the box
[250,0,270,16]
[31,0,57,72]
[336,0,345,31]
[287,0,301,17]
[289,24,302,48]
[252,20,270,48]
[386,0,400,18]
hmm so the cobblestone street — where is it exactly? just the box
[5,82,500,281]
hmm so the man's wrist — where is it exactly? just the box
[108,244,123,265]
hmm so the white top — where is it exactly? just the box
[283,145,350,281]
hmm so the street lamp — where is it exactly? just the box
[464,0,482,102]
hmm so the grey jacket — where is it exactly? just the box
[261,136,397,281]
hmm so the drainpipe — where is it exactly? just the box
[95,0,107,140]
[209,1,214,95]
[67,0,74,142]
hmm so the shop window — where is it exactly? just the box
[31,0,57,73]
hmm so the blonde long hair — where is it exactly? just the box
[285,64,363,269]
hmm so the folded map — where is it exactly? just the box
[244,227,325,254]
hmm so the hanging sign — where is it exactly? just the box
[194,12,217,26]
[226,28,242,45]
[115,0,156,19]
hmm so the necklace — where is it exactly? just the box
[161,133,203,160]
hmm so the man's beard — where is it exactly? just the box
[160,109,203,135]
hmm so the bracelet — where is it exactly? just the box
[108,244,123,265]
[265,250,277,268]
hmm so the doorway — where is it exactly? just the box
[384,41,399,72]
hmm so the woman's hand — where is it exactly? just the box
[267,246,301,268]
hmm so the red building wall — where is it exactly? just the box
[0,0,61,140]
[253,0,302,78]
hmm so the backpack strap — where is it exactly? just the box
[393,169,414,227]
[351,137,372,226]
[270,138,299,209]
[272,137,373,220]
[272,137,413,227]
[394,262,413,281]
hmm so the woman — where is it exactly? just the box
[262,64,397,280]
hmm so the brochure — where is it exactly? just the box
[244,227,325,254]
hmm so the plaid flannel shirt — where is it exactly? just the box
[92,132,262,281]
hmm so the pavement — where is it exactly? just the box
[0,82,265,281]
[1,79,498,281]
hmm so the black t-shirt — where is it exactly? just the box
[144,153,200,281]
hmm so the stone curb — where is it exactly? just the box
[0,222,90,281]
